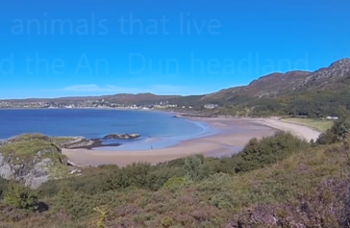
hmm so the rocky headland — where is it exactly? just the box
[0,134,74,189]
[0,132,141,189]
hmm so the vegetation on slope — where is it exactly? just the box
[0,134,70,184]
[0,177,10,199]
[0,134,64,161]
[0,119,349,227]
[212,86,350,118]
[317,118,350,145]
[200,60,350,118]
[1,139,59,161]
[281,118,334,132]
[229,132,309,173]
[4,184,38,211]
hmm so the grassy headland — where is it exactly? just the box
[0,134,70,179]
[0,134,65,163]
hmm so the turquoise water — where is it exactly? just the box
[0,109,217,150]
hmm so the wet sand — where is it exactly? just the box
[62,117,320,167]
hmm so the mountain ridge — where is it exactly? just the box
[201,58,350,103]
[1,58,350,117]
[0,93,181,105]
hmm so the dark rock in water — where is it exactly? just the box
[55,137,121,149]
[103,133,141,140]
[67,139,121,149]
[54,137,95,149]
[62,138,97,149]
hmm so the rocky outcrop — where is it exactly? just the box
[54,136,121,149]
[24,158,53,189]
[54,136,97,149]
[0,132,140,188]
[0,134,72,189]
[103,133,141,140]
[0,155,55,189]
[0,154,12,179]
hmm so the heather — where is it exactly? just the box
[1,119,350,228]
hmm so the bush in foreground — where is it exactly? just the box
[231,131,309,173]
[0,177,10,200]
[317,118,350,145]
[4,184,38,211]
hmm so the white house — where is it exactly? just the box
[326,116,339,120]
[204,104,219,109]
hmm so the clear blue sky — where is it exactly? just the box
[1,0,349,98]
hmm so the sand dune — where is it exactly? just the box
[62,117,321,167]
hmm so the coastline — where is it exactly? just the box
[62,117,321,167]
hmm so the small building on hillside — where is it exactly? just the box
[204,104,219,109]
[326,116,339,120]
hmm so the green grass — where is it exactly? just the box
[282,118,334,132]
[1,139,57,157]
[0,136,63,164]
[49,163,70,178]
[1,134,69,178]
[15,133,49,141]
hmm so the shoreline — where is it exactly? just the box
[62,117,321,167]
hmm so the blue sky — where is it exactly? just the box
[0,0,349,98]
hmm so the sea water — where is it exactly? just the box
[0,109,217,150]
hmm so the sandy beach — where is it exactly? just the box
[62,117,321,167]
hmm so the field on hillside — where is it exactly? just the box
[282,118,334,132]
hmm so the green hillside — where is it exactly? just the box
[199,59,350,117]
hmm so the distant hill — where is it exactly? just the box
[1,93,182,105]
[105,93,181,105]
[2,58,350,117]
[1,96,109,103]
[202,58,350,102]
[199,58,350,117]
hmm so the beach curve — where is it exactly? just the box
[62,117,321,167]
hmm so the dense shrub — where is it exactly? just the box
[230,132,309,173]
[4,130,350,227]
[146,165,186,191]
[38,133,310,200]
[184,155,205,181]
[0,177,10,199]
[4,184,38,211]
[56,185,92,219]
[163,176,192,190]
[38,156,207,196]
[317,118,350,145]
